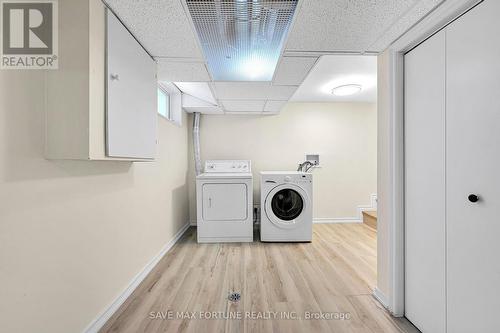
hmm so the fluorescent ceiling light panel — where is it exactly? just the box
[186,0,298,81]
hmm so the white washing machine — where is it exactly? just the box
[196,160,253,243]
[260,171,313,242]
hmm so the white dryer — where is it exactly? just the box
[260,171,313,242]
[196,160,253,243]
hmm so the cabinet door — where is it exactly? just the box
[106,10,157,159]
[202,184,248,221]
[404,30,446,333]
[446,1,500,332]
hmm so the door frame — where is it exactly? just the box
[379,0,482,317]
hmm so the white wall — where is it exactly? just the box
[0,71,190,333]
[188,102,377,223]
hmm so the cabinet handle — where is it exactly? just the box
[468,194,480,203]
[209,198,212,208]
[110,73,120,81]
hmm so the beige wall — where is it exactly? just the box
[0,71,190,333]
[376,49,393,304]
[188,102,377,223]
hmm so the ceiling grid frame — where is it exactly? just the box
[104,0,448,114]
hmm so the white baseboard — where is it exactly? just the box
[314,193,377,224]
[373,287,390,309]
[313,217,362,224]
[83,222,191,333]
[356,193,378,221]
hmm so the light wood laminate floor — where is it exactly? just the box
[101,224,419,333]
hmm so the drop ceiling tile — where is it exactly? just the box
[182,94,216,108]
[225,112,263,115]
[268,85,298,100]
[184,106,224,114]
[285,0,418,52]
[264,100,288,112]
[214,82,271,100]
[221,100,266,112]
[175,82,217,104]
[291,55,377,102]
[157,60,211,82]
[201,107,224,115]
[368,0,444,51]
[273,57,318,85]
[105,0,203,58]
[214,83,298,101]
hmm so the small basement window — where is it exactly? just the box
[157,86,170,119]
[157,82,182,126]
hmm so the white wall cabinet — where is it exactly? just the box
[45,0,157,161]
[405,1,500,332]
[106,10,157,159]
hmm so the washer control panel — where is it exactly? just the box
[283,173,312,184]
[204,160,251,173]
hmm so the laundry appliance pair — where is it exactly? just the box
[196,160,312,243]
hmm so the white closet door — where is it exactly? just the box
[446,1,500,332]
[404,30,446,333]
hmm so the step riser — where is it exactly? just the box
[362,211,377,230]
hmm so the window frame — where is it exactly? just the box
[157,82,183,126]
[157,85,171,120]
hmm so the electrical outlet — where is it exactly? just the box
[253,206,261,224]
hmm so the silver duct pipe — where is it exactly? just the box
[193,112,202,176]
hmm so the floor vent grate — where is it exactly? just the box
[228,292,241,302]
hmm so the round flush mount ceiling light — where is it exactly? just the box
[332,84,362,96]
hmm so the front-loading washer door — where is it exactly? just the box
[265,184,310,229]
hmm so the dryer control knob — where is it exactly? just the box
[284,176,292,182]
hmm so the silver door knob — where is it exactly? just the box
[110,73,120,81]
